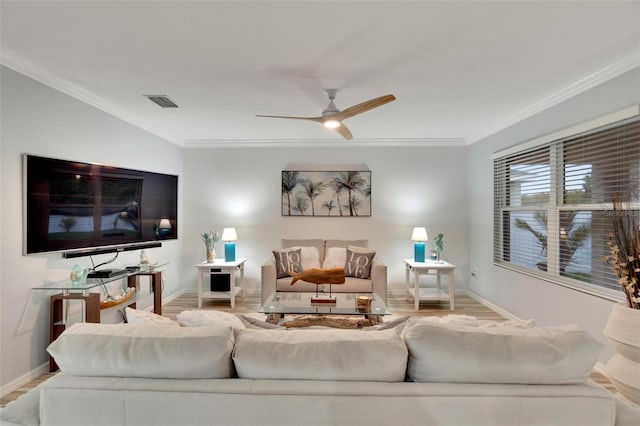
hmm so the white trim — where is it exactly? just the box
[183,138,466,149]
[492,104,640,159]
[463,289,522,321]
[471,49,640,145]
[0,362,49,398]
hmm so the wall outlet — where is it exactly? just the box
[471,268,478,277]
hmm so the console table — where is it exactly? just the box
[195,258,246,308]
[33,264,166,371]
[403,259,456,311]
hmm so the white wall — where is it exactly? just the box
[181,145,470,291]
[0,67,184,390]
[467,67,640,361]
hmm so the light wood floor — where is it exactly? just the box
[0,290,616,408]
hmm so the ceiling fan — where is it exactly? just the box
[256,89,396,140]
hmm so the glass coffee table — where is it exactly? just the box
[259,292,391,325]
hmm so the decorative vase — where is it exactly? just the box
[206,244,216,263]
[603,302,640,405]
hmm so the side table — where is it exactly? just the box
[403,258,456,311]
[195,258,246,308]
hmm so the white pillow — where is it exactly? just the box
[403,322,603,384]
[0,384,41,426]
[289,246,322,269]
[125,307,177,326]
[234,328,407,382]
[322,247,346,269]
[47,323,235,379]
[177,309,246,333]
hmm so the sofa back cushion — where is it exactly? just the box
[403,322,603,384]
[282,239,326,263]
[47,323,235,379]
[234,328,407,381]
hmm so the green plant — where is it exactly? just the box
[515,211,591,273]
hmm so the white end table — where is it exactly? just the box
[403,258,456,311]
[195,258,246,308]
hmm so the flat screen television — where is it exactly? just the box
[23,154,178,255]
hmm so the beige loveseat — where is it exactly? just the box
[261,239,387,303]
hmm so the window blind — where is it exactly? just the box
[493,112,640,299]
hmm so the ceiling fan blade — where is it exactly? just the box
[334,124,353,140]
[256,114,324,123]
[336,94,396,121]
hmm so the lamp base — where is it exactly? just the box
[224,242,236,262]
[414,242,425,263]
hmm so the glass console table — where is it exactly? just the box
[33,263,167,371]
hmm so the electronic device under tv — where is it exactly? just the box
[23,154,178,256]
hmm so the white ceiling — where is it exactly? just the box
[1,1,639,147]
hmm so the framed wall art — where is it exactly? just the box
[281,168,371,217]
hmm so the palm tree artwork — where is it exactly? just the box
[281,170,371,217]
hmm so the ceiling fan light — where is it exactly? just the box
[323,119,341,129]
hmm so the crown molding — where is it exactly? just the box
[466,49,640,145]
[183,138,466,149]
[0,49,183,146]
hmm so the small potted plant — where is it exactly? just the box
[202,230,220,263]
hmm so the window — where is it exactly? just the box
[493,106,640,299]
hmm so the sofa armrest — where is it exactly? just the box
[371,258,388,303]
[261,258,277,303]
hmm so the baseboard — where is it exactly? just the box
[464,289,522,321]
[0,362,49,398]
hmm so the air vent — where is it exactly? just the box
[144,95,178,108]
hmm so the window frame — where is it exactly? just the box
[492,105,640,301]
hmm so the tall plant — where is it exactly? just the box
[604,195,640,309]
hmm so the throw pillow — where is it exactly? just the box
[125,307,177,326]
[273,248,303,278]
[322,247,347,269]
[290,246,322,270]
[239,314,285,330]
[345,248,376,279]
[176,309,246,334]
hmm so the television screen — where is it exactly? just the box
[24,154,178,255]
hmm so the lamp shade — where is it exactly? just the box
[221,227,238,241]
[411,227,428,242]
[158,218,172,230]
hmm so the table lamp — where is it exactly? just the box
[221,227,238,262]
[158,218,172,239]
[411,227,428,262]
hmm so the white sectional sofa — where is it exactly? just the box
[3,313,638,426]
[261,239,387,303]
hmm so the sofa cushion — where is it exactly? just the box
[289,246,322,270]
[176,309,246,334]
[403,322,603,384]
[325,239,368,249]
[125,307,177,326]
[233,328,407,382]
[322,246,347,269]
[47,323,235,379]
[273,248,303,278]
[345,247,376,279]
[282,238,326,263]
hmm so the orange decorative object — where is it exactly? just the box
[100,288,136,309]
[289,268,346,286]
